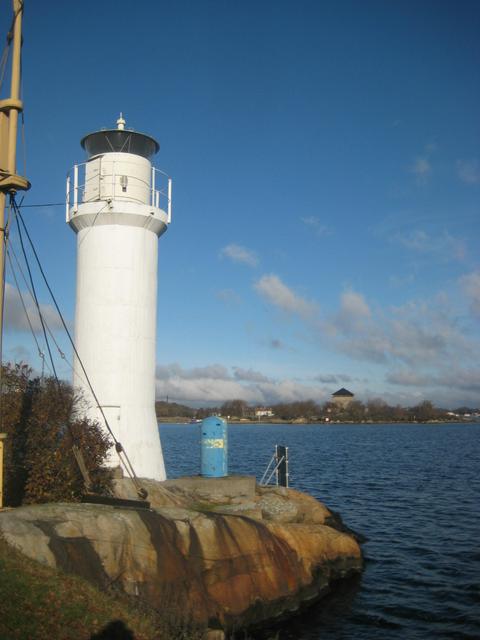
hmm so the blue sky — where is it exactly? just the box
[2,0,479,408]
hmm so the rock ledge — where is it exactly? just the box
[0,476,362,631]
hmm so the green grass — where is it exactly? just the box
[0,536,204,640]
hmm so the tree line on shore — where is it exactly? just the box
[156,397,478,423]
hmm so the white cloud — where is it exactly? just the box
[386,367,480,406]
[253,379,326,404]
[300,216,331,237]
[156,363,230,381]
[254,274,318,319]
[460,271,480,317]
[326,288,479,373]
[338,334,390,364]
[456,159,480,185]
[219,244,258,267]
[393,229,465,261]
[4,283,63,334]
[386,369,431,386]
[326,289,373,339]
[154,354,480,410]
[158,375,259,405]
[216,288,241,305]
[434,368,480,393]
[155,362,330,406]
[389,273,415,288]
[340,289,371,319]
[315,373,352,384]
[233,367,271,383]
[387,300,475,366]
[395,229,430,251]
[389,318,446,365]
[410,156,431,183]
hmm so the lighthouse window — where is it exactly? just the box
[120,175,128,192]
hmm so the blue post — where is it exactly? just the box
[200,416,228,477]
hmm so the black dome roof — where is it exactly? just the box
[81,129,159,160]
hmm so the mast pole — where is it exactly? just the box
[0,0,30,368]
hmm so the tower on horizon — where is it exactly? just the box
[66,116,172,481]
[331,387,354,409]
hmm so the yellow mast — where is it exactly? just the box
[0,0,30,364]
[0,3,30,505]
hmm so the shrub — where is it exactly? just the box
[1,363,112,506]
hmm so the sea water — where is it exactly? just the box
[160,422,480,639]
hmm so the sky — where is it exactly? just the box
[1,0,479,409]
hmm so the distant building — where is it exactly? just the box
[255,408,274,418]
[332,388,354,408]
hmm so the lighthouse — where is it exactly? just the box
[66,116,171,481]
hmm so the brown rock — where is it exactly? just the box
[204,631,225,640]
[112,478,188,508]
[162,475,256,504]
[0,477,362,632]
[256,486,332,525]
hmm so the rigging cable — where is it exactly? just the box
[7,240,83,381]
[77,200,109,248]
[11,197,148,499]
[6,248,50,376]
[16,202,64,208]
[13,199,58,380]
[11,195,93,490]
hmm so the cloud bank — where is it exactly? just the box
[249,269,480,406]
[156,362,331,407]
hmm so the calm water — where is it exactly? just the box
[160,422,480,639]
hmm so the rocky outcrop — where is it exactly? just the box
[0,477,362,631]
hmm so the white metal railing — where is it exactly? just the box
[259,444,289,487]
[152,167,172,224]
[66,158,172,223]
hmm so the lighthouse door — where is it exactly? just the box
[100,405,121,441]
[83,157,101,202]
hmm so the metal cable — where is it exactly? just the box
[9,241,70,365]
[77,200,109,248]
[6,247,51,375]
[17,202,64,208]
[11,196,93,491]
[13,199,58,380]
[7,241,84,384]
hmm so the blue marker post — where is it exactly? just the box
[200,416,228,477]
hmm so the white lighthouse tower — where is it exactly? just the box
[66,116,171,481]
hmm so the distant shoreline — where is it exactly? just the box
[157,417,478,425]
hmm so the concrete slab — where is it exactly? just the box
[161,475,256,502]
